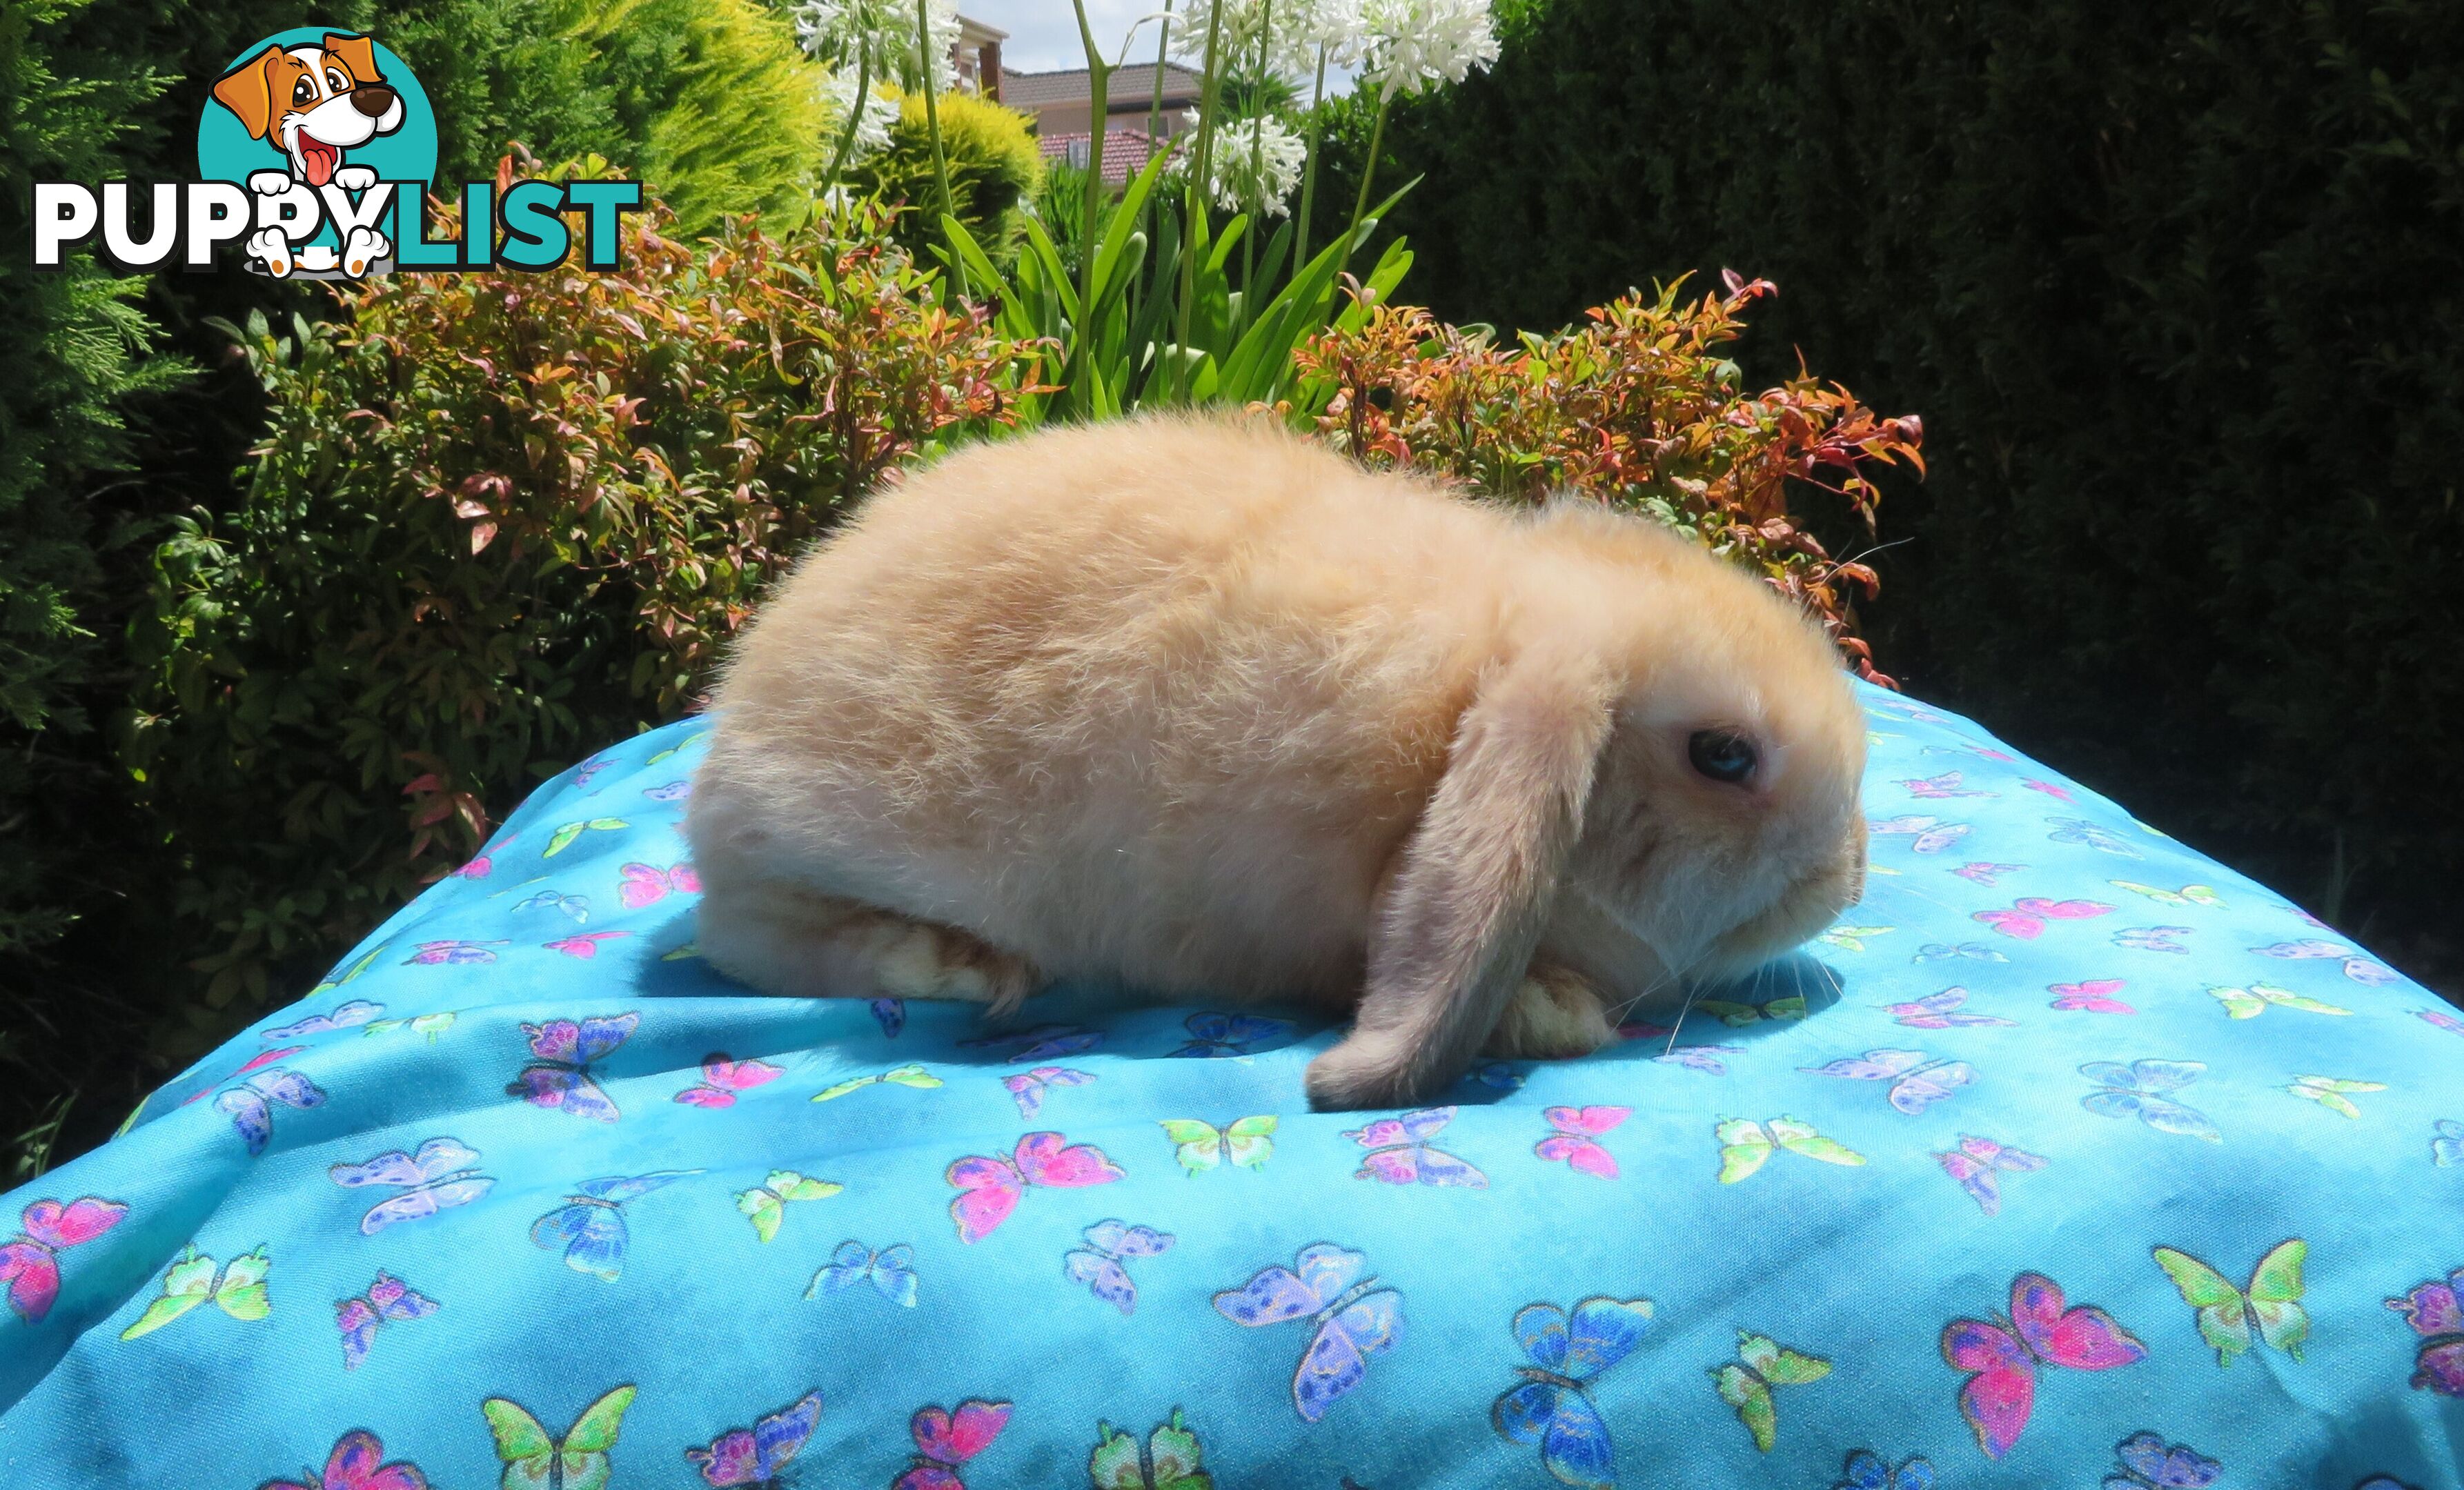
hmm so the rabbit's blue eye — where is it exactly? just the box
[1688,729,1758,784]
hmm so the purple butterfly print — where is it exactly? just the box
[508,1013,638,1122]
[959,1023,1104,1064]
[1880,988,2017,1029]
[215,1069,326,1156]
[1953,862,2027,887]
[2385,1268,2464,1397]
[2078,1060,2220,1143]
[2418,1009,2464,1037]
[402,940,507,966]
[1801,1049,1974,1115]
[2248,937,2396,986]
[1167,1011,1292,1057]
[642,779,693,803]
[1870,815,1972,855]
[263,1000,384,1040]
[2107,1432,2220,1489]
[335,1271,438,1369]
[571,755,615,790]
[1654,1046,1740,1075]
[870,998,905,1038]
[1063,1220,1174,1315]
[1343,1107,1488,1187]
[2113,926,2192,954]
[330,1138,495,1235]
[1214,1244,1404,1422]
[1933,1135,2046,1216]
[1913,942,2009,964]
[687,1392,822,1488]
[1002,1066,1094,1120]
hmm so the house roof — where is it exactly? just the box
[1002,62,1205,110]
[1036,128,1176,186]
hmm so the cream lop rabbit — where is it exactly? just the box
[685,415,1869,1109]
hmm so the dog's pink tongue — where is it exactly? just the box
[302,139,337,187]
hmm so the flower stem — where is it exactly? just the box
[1173,0,1229,401]
[823,31,874,188]
[1069,0,1110,409]
[1334,90,1391,298]
[916,0,965,297]
[1293,40,1327,266]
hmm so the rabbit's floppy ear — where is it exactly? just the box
[1305,645,1612,1110]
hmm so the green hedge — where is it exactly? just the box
[1321,0,2464,989]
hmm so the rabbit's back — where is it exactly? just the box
[692,418,1518,1002]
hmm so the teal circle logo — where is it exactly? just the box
[197,30,435,188]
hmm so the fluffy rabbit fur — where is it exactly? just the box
[687,415,1869,1109]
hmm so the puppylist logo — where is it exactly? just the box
[32,28,642,278]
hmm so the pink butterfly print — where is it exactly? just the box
[451,835,510,880]
[1933,1136,2047,1216]
[2021,779,2076,803]
[1902,771,1993,799]
[1213,1243,1404,1422]
[402,940,506,965]
[1973,898,2115,940]
[894,1399,1012,1490]
[1954,862,2028,887]
[619,861,702,910]
[545,931,633,959]
[0,1195,127,1323]
[1882,988,2017,1029]
[944,1131,1124,1243]
[1001,1066,1094,1120]
[335,1271,438,1369]
[1344,1107,1488,1187]
[509,1013,638,1121]
[260,1429,428,1490]
[1870,815,1973,855]
[1534,1106,1629,1179]
[1941,1272,2146,1458]
[1800,1049,1974,1114]
[688,1391,823,1487]
[674,1053,783,1109]
[2385,1269,2464,1397]
[1616,1021,1676,1041]
[2049,979,2135,1014]
[2416,1009,2464,1037]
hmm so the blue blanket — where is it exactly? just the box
[3,684,2459,1490]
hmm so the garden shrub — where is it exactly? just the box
[850,88,1043,270]
[128,200,1043,1021]
[1323,0,2464,984]
[1290,275,1924,684]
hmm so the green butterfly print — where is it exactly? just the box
[2151,1240,2309,1366]
[734,1171,845,1243]
[1715,1118,1866,1184]
[364,1011,457,1040]
[2208,982,2350,1020]
[2288,1075,2385,1119]
[1817,925,1895,953]
[482,1384,635,1490]
[1157,1117,1277,1175]
[309,945,387,995]
[1089,1409,1212,1490]
[812,1064,943,1102]
[120,1246,271,1340]
[1711,1331,1832,1451]
[1694,997,1810,1027]
[543,819,629,857]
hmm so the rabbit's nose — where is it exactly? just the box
[351,86,396,117]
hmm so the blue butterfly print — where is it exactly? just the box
[215,1068,326,1156]
[507,1013,637,1121]
[1167,1011,1292,1057]
[807,1241,919,1308]
[2434,1120,2464,1167]
[959,1023,1103,1063]
[529,1171,698,1280]
[2079,1060,2220,1142]
[514,890,591,923]
[1492,1297,1654,1490]
[1214,1244,1403,1422]
[869,998,905,1038]
[2047,817,2143,858]
[1834,1449,1935,1490]
[2105,1431,2218,1489]
[262,1000,384,1040]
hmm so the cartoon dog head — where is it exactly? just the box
[210,33,404,188]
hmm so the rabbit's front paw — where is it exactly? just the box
[1483,964,1617,1060]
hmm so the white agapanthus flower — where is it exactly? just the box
[1170,0,1360,79]
[1356,0,1498,101]
[1173,109,1308,215]
[794,0,956,92]
[821,69,903,163]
